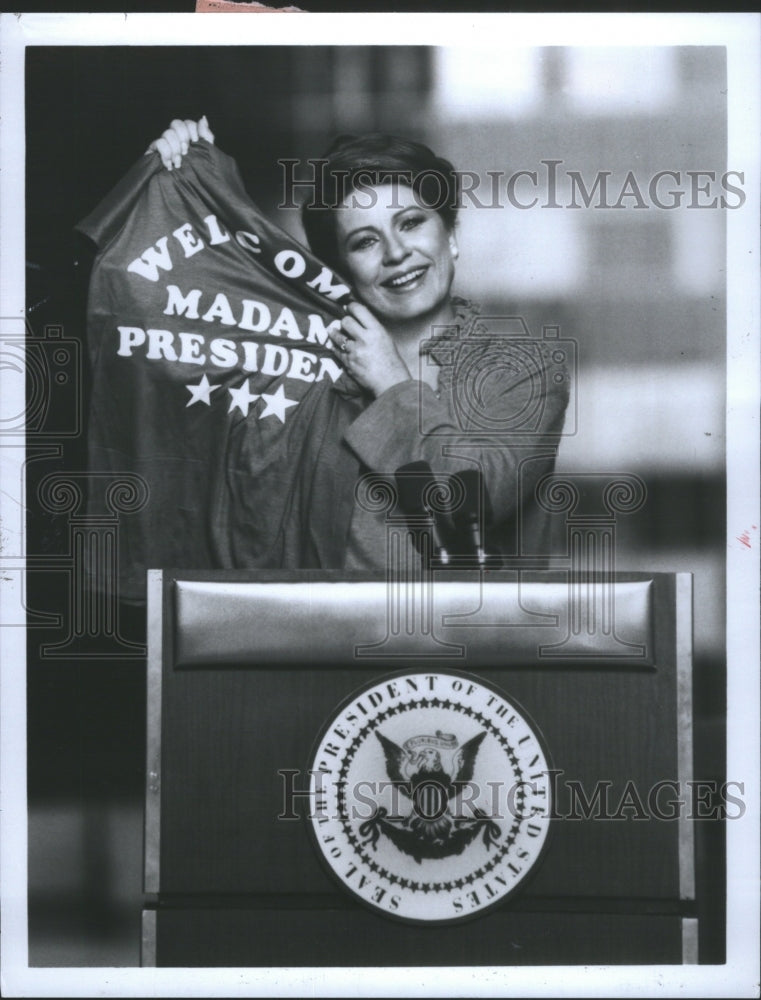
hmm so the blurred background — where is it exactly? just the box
[25,44,726,965]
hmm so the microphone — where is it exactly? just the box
[394,461,451,567]
[450,469,489,567]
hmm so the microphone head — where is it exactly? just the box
[394,461,435,516]
[449,469,495,567]
[394,461,452,566]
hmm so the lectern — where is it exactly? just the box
[142,570,696,966]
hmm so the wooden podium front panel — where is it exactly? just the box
[145,571,695,966]
[148,909,687,968]
[155,666,680,899]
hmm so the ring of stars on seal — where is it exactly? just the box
[336,696,526,895]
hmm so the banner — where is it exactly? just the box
[77,140,364,601]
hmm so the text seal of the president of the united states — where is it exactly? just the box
[307,670,552,923]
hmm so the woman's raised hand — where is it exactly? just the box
[146,116,215,170]
[333,301,413,398]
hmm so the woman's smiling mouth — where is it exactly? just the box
[382,265,429,291]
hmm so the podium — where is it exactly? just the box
[142,570,697,966]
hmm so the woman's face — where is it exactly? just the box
[333,183,457,326]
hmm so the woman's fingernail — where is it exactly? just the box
[181,143,188,154]
[174,157,181,169]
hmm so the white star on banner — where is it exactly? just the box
[228,380,261,417]
[186,374,220,407]
[258,385,298,424]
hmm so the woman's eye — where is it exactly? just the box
[350,234,376,251]
[400,215,425,231]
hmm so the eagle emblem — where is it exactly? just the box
[359,728,501,863]
[309,672,553,922]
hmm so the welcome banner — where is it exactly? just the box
[77,140,363,601]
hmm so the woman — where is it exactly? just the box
[148,118,570,569]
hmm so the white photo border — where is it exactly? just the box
[1,11,759,998]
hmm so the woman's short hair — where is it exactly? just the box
[301,133,460,274]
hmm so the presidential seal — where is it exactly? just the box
[308,671,552,923]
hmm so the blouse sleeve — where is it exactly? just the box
[342,339,570,524]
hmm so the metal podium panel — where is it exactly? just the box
[172,577,655,669]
